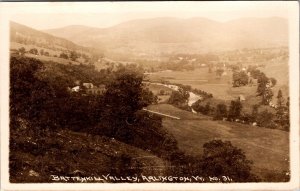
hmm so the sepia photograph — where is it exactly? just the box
[0,1,299,190]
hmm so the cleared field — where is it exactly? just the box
[10,42,62,56]
[147,64,289,102]
[24,54,80,65]
[259,59,289,86]
[145,83,173,103]
[147,67,288,114]
[147,104,289,180]
[148,68,230,84]
[10,42,91,66]
[145,83,172,95]
[147,68,256,100]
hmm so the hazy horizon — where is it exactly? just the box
[11,16,288,31]
[6,1,289,30]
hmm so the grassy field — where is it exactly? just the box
[24,53,80,65]
[144,83,172,103]
[10,42,90,66]
[147,104,289,180]
[147,66,289,114]
[11,42,62,56]
[147,68,252,100]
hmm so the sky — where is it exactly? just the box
[1,1,291,30]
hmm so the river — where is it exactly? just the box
[148,82,202,113]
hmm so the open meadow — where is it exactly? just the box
[147,64,289,114]
[147,104,289,181]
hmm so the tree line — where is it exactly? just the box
[191,94,289,131]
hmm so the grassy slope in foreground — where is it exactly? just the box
[147,104,289,180]
[10,128,165,183]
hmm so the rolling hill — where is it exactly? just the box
[10,21,90,52]
[45,17,288,59]
[10,21,92,57]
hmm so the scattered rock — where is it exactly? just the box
[28,170,39,177]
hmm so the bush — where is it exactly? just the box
[200,140,259,182]
[213,103,227,120]
[29,48,38,55]
[256,109,276,128]
[227,100,242,121]
[168,90,189,106]
[59,52,69,59]
[192,101,212,115]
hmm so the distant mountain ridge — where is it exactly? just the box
[10,21,90,53]
[44,17,288,58]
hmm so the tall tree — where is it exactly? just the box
[213,103,227,120]
[102,65,153,136]
[257,109,275,128]
[277,89,284,107]
[262,88,274,105]
[256,72,274,105]
[40,49,44,56]
[70,51,79,61]
[228,99,242,120]
[251,104,259,121]
[18,47,26,55]
[215,68,224,77]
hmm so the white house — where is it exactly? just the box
[238,94,246,101]
[71,86,80,92]
[83,83,94,89]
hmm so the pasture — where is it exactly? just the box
[146,66,289,114]
[147,68,253,100]
[147,104,289,181]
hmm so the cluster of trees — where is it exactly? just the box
[192,88,213,99]
[192,99,242,121]
[274,90,290,131]
[16,47,91,63]
[59,52,69,59]
[232,71,249,87]
[10,56,168,172]
[230,65,278,105]
[15,46,92,64]
[168,88,190,110]
[28,48,38,55]
[16,47,50,57]
[167,83,213,111]
[215,68,224,77]
[247,67,277,105]
[17,47,26,55]
[58,50,94,63]
[192,101,212,115]
[174,84,213,99]
[192,91,289,131]
[39,49,50,56]
[165,139,259,182]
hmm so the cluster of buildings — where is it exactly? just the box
[70,82,106,95]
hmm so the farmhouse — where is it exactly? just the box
[86,84,106,95]
[238,94,246,101]
[71,86,80,92]
[83,83,94,89]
